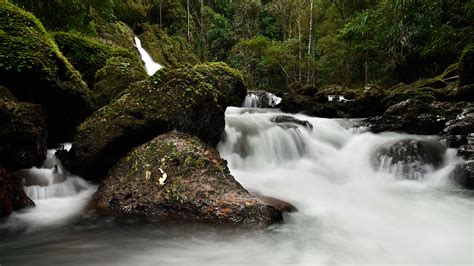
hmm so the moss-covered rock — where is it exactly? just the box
[459,43,474,86]
[95,21,137,51]
[0,1,94,142]
[93,131,282,225]
[441,63,459,80]
[93,56,148,108]
[0,166,35,218]
[60,63,246,181]
[381,78,449,107]
[53,32,140,88]
[138,23,199,67]
[0,88,47,171]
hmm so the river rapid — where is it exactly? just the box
[0,105,473,265]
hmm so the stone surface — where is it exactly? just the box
[0,166,35,218]
[93,131,282,226]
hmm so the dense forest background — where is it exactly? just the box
[13,0,474,93]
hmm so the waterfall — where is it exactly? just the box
[134,36,163,76]
[242,91,282,108]
[4,144,97,227]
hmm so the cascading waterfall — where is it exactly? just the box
[2,144,96,227]
[242,91,282,108]
[134,36,162,76]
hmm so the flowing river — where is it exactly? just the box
[0,104,473,265]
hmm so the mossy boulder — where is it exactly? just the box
[459,44,474,86]
[449,161,474,189]
[137,23,198,67]
[93,56,148,107]
[0,89,47,171]
[0,166,35,218]
[53,32,141,88]
[93,131,282,226]
[60,63,246,181]
[95,21,137,51]
[381,78,448,107]
[0,1,94,142]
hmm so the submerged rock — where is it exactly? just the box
[61,63,246,181]
[373,138,446,180]
[449,161,474,189]
[0,167,35,218]
[270,115,313,130]
[0,2,94,142]
[0,90,47,171]
[93,131,282,226]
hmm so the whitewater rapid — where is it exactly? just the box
[0,107,472,265]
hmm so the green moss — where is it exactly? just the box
[53,31,139,88]
[0,0,94,141]
[440,63,459,80]
[93,56,147,107]
[138,23,199,67]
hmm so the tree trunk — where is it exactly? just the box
[187,0,191,42]
[307,0,313,55]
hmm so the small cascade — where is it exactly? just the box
[327,95,353,102]
[242,91,282,108]
[134,36,163,76]
[22,144,90,200]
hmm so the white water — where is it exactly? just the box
[1,144,96,229]
[134,36,162,76]
[1,109,473,265]
[243,91,282,108]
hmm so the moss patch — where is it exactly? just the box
[53,31,139,88]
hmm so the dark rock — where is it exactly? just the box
[0,2,94,142]
[0,92,47,171]
[93,131,282,226]
[449,161,474,189]
[61,63,246,181]
[385,99,434,117]
[280,92,343,118]
[270,115,313,130]
[93,56,148,108]
[253,193,297,213]
[362,114,446,135]
[444,110,474,136]
[0,167,35,218]
[453,84,474,102]
[373,138,446,180]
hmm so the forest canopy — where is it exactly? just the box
[12,0,474,93]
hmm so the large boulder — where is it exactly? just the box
[93,56,148,107]
[373,138,446,180]
[53,32,142,89]
[0,2,94,142]
[93,131,282,226]
[0,88,47,171]
[95,21,137,51]
[362,114,446,135]
[459,44,474,86]
[0,166,35,218]
[60,63,246,181]
[449,161,474,189]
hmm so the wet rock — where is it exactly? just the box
[362,114,446,135]
[0,91,47,171]
[61,63,246,181]
[270,115,313,130]
[384,99,434,117]
[280,92,343,118]
[449,161,474,189]
[93,131,282,226]
[0,2,94,142]
[373,138,446,180]
[253,193,297,213]
[0,167,35,218]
